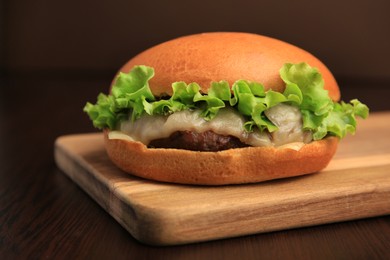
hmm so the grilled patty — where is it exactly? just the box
[148,130,249,151]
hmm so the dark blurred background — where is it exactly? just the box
[1,0,389,132]
[2,0,390,77]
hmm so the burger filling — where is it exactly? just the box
[84,63,369,152]
[109,104,312,151]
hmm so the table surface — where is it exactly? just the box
[1,74,390,259]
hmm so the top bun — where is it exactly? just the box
[119,32,340,101]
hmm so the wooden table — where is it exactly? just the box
[1,75,390,259]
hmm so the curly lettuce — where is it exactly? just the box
[83,62,369,140]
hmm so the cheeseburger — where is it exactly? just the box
[84,32,369,185]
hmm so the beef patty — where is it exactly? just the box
[148,130,249,151]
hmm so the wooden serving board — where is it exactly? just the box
[54,112,390,245]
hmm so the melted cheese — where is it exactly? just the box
[109,104,312,149]
[265,103,312,146]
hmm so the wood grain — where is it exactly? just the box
[54,112,390,245]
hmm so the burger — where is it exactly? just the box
[84,32,369,185]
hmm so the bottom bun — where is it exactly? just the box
[104,131,339,185]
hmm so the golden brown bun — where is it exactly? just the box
[105,131,338,185]
[119,32,340,101]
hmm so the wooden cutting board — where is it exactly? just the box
[54,112,390,245]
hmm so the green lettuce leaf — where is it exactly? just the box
[280,62,333,115]
[83,63,369,140]
[193,81,229,120]
[280,63,369,140]
[231,80,289,132]
[83,94,117,129]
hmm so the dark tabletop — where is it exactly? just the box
[1,74,390,259]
